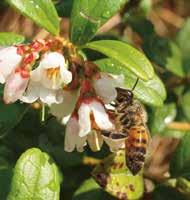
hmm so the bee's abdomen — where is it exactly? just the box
[125,126,148,175]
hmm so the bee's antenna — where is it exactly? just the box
[132,78,139,91]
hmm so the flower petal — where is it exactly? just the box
[90,101,114,130]
[102,135,125,152]
[39,87,63,105]
[78,103,91,137]
[4,72,28,104]
[40,52,65,69]
[93,73,124,104]
[0,47,22,83]
[64,116,87,152]
[20,81,39,103]
[50,90,78,118]
[60,64,72,84]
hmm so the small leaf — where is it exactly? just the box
[73,179,115,200]
[85,40,154,81]
[0,32,25,46]
[92,150,144,200]
[95,58,165,106]
[7,148,61,200]
[149,103,177,134]
[170,134,190,179]
[70,0,127,45]
[181,90,190,121]
[153,185,186,200]
[7,0,60,35]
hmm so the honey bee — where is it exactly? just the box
[102,79,150,175]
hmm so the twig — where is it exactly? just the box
[167,122,190,131]
[83,156,101,166]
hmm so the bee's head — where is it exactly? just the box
[116,88,134,104]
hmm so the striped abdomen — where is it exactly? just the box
[125,125,149,175]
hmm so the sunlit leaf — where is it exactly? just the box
[92,150,144,200]
[0,32,24,46]
[85,40,154,81]
[7,0,60,35]
[7,148,61,200]
[95,58,165,106]
[70,0,127,45]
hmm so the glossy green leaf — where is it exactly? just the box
[85,40,154,81]
[73,179,115,200]
[95,58,166,106]
[170,134,190,179]
[181,90,190,121]
[153,185,186,200]
[7,148,60,200]
[7,0,60,35]
[159,128,186,139]
[0,32,25,46]
[70,0,127,45]
[149,103,177,134]
[92,150,144,200]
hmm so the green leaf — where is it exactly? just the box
[85,40,154,81]
[0,32,24,46]
[128,18,185,77]
[92,150,144,200]
[55,0,74,17]
[0,102,29,138]
[149,103,177,134]
[0,169,13,200]
[8,148,60,200]
[7,0,60,35]
[95,58,166,106]
[170,134,190,179]
[176,18,190,60]
[73,179,115,200]
[176,177,190,196]
[153,185,186,200]
[181,90,190,121]
[70,0,127,45]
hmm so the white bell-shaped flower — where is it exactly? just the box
[31,52,72,90]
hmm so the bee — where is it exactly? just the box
[102,79,150,175]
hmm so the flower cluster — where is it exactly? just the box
[0,38,125,152]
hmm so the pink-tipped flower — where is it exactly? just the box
[0,47,22,84]
[3,68,29,104]
[77,79,114,137]
[64,80,114,152]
